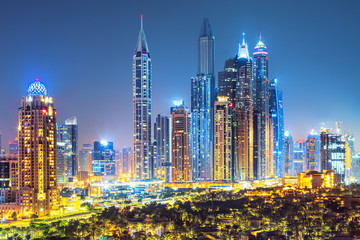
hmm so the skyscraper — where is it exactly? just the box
[79,144,92,172]
[171,103,192,182]
[192,18,215,181]
[253,36,272,179]
[154,114,171,182]
[214,96,233,182]
[17,79,59,217]
[92,141,115,176]
[284,131,293,176]
[234,35,254,181]
[293,140,305,176]
[133,15,152,180]
[57,142,66,184]
[218,58,238,104]
[269,78,285,178]
[58,116,78,180]
[116,147,132,178]
[305,130,320,172]
[320,127,346,184]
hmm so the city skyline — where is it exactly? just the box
[0,1,359,151]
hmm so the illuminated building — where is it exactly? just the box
[253,36,272,180]
[9,139,18,155]
[293,140,305,176]
[0,134,4,154]
[116,147,132,178]
[269,78,285,178]
[297,170,334,189]
[192,18,215,181]
[305,130,320,172]
[214,97,233,181]
[171,103,192,182]
[154,114,171,182]
[17,79,59,217]
[218,58,238,104]
[320,127,345,184]
[92,141,115,176]
[58,116,78,180]
[351,153,360,181]
[56,142,66,184]
[284,131,293,176]
[234,35,254,181]
[79,144,92,172]
[133,15,152,180]
[0,154,18,203]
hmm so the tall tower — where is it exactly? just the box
[234,35,254,181]
[92,141,115,176]
[305,129,320,172]
[154,114,171,182]
[269,78,285,177]
[214,96,233,181]
[133,15,152,180]
[284,131,293,177]
[171,103,192,182]
[253,36,271,179]
[17,79,59,217]
[192,18,215,181]
[58,116,78,180]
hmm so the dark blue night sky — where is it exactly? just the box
[0,0,359,151]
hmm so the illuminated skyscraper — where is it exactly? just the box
[214,97,233,181]
[79,144,92,172]
[116,147,132,178]
[133,15,152,180]
[320,127,346,184]
[269,78,285,177]
[293,140,305,176]
[9,139,18,155]
[192,18,215,181]
[218,58,237,104]
[154,114,171,182]
[92,141,115,176]
[253,36,272,179]
[233,35,254,181]
[0,154,18,203]
[284,131,293,176]
[171,103,192,182]
[56,142,66,184]
[305,130,320,172]
[17,79,59,217]
[58,116,78,180]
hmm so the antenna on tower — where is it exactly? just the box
[335,121,343,134]
[140,14,144,29]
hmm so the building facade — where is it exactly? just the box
[92,141,115,176]
[284,131,293,177]
[17,79,59,217]
[154,114,171,182]
[213,97,233,181]
[133,15,152,180]
[79,144,92,172]
[253,37,272,179]
[58,116,78,180]
[171,104,192,182]
[305,130,320,172]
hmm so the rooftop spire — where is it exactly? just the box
[200,18,213,37]
[238,32,249,60]
[135,14,149,53]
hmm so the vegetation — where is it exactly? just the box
[3,186,360,239]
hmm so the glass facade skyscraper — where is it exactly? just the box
[92,141,115,176]
[58,116,78,180]
[133,15,152,180]
[253,37,272,180]
[154,114,171,182]
[305,130,320,172]
[192,18,215,181]
[269,78,285,178]
[284,131,293,177]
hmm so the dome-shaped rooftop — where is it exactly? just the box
[27,78,48,96]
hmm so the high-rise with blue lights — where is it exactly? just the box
[154,114,171,182]
[269,78,285,178]
[234,35,254,181]
[92,141,115,176]
[253,36,272,179]
[293,140,305,176]
[192,18,215,181]
[284,131,293,176]
[58,116,78,180]
[133,15,152,180]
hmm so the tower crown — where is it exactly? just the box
[238,33,250,60]
[135,15,149,53]
[27,78,48,96]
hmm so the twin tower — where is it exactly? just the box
[132,16,278,182]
